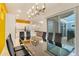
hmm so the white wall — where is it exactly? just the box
[32,16,47,32]
[36,19,47,32]
[39,19,47,32]
[6,13,16,45]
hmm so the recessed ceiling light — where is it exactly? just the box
[27,12,29,14]
[29,9,32,12]
[17,9,21,13]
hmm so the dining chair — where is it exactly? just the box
[47,32,53,44]
[19,31,25,44]
[42,32,46,41]
[6,34,31,56]
[9,34,24,51]
[54,33,62,47]
[26,31,31,40]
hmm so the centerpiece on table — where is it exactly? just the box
[31,36,39,46]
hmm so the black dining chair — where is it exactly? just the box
[47,32,53,44]
[54,33,62,47]
[42,32,46,41]
[9,34,24,51]
[19,32,25,44]
[26,31,31,40]
[6,34,31,56]
[6,38,15,56]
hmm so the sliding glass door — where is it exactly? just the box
[60,11,76,55]
[47,10,76,56]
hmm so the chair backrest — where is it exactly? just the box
[54,33,62,47]
[54,33,62,43]
[8,34,14,46]
[6,37,15,56]
[42,32,46,41]
[26,31,31,39]
[47,32,53,44]
[19,31,25,40]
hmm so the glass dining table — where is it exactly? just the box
[22,36,52,56]
[21,36,74,56]
[47,42,74,56]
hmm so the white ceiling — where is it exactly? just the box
[6,3,79,24]
[6,3,64,20]
[6,3,34,19]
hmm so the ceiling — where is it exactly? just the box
[6,3,34,19]
[6,3,79,24]
[6,3,64,20]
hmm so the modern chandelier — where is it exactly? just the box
[27,3,46,18]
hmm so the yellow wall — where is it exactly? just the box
[0,3,7,54]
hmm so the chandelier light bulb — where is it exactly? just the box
[42,4,45,9]
[27,3,46,19]
[17,9,21,13]
[32,6,35,9]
